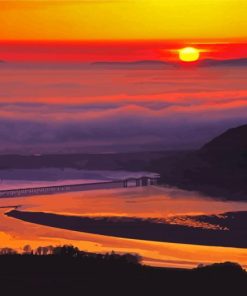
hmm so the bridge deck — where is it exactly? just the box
[0,176,160,198]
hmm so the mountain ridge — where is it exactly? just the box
[1,58,247,68]
[155,124,247,200]
[91,58,247,68]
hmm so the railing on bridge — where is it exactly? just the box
[0,175,160,198]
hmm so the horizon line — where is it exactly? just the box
[0,38,247,44]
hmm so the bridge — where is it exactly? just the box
[0,176,160,198]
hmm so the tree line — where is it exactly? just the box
[0,244,141,265]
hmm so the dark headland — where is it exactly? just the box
[154,124,247,200]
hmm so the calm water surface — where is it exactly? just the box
[1,184,247,269]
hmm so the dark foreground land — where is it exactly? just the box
[0,246,247,295]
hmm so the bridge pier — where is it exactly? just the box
[123,180,127,188]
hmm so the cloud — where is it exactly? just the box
[0,65,246,153]
[0,101,247,153]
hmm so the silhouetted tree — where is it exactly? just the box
[52,245,81,257]
[46,245,54,255]
[122,253,141,265]
[23,245,32,255]
[197,261,246,274]
[0,248,17,255]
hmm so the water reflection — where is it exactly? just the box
[1,186,247,269]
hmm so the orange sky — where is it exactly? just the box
[1,0,247,41]
[1,1,247,62]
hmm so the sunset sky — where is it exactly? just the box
[0,0,247,61]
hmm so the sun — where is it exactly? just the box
[179,47,200,62]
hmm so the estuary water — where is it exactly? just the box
[1,170,247,269]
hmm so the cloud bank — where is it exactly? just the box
[0,64,247,153]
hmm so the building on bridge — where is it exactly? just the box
[123,175,160,188]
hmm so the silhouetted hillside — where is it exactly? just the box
[201,124,247,155]
[155,124,247,200]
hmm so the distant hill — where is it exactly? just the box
[153,124,247,200]
[1,58,247,69]
[200,58,247,67]
[202,124,247,154]
[91,60,173,69]
[92,58,247,69]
